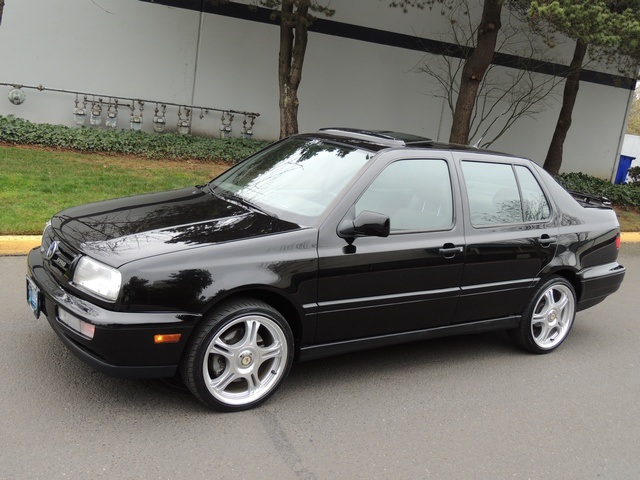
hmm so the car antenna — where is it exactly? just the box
[471,110,509,149]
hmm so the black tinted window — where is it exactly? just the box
[356,159,453,232]
[462,161,522,226]
[515,166,551,222]
[462,161,550,226]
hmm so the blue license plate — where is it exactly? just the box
[26,276,40,318]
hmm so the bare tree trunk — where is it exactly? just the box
[449,0,502,145]
[278,0,309,139]
[543,39,588,176]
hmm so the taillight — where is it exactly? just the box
[616,233,621,249]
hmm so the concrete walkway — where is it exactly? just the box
[2,233,640,256]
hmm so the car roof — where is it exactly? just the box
[304,127,517,158]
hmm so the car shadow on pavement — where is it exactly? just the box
[25,326,519,412]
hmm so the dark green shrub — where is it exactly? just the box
[0,115,270,163]
[555,172,640,209]
[627,166,640,185]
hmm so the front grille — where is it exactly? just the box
[42,228,78,278]
[49,242,77,277]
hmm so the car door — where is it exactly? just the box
[314,154,465,344]
[453,154,559,324]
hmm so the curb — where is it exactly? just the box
[0,236,41,255]
[622,232,640,243]
[2,233,640,256]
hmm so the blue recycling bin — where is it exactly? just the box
[615,155,635,184]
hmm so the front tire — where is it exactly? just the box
[509,276,576,354]
[181,298,293,412]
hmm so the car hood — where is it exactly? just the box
[50,187,301,267]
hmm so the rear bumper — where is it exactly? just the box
[577,262,626,311]
[27,248,200,378]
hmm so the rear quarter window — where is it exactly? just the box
[514,165,550,222]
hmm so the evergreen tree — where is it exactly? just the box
[528,0,640,174]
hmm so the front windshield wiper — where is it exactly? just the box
[208,187,278,218]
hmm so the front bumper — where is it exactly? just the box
[27,248,201,378]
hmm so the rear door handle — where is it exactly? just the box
[537,235,557,247]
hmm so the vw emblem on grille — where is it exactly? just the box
[44,241,59,260]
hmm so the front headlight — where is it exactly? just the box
[42,220,52,237]
[41,220,53,252]
[73,256,122,302]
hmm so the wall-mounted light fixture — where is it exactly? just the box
[220,111,234,138]
[89,97,103,126]
[177,106,191,135]
[8,86,26,105]
[105,98,118,129]
[241,114,256,139]
[2,82,260,138]
[129,100,144,131]
[153,103,166,133]
[73,94,87,125]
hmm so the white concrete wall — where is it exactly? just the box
[0,0,201,127]
[622,134,640,157]
[0,0,634,179]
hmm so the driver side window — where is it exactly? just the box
[355,159,453,232]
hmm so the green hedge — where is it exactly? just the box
[2,116,638,209]
[555,172,640,209]
[0,115,270,163]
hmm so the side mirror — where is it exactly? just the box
[338,210,390,241]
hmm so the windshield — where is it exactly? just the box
[209,137,371,225]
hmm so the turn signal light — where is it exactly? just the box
[154,333,182,344]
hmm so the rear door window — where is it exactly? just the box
[462,161,550,227]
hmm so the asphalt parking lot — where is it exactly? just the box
[2,245,639,479]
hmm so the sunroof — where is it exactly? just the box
[318,128,432,147]
[373,130,432,143]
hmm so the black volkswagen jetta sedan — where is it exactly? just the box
[27,128,626,411]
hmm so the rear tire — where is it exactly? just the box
[181,298,293,412]
[509,276,576,354]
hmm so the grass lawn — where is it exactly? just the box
[1,144,639,234]
[615,208,640,232]
[0,145,229,234]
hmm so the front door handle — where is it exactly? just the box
[438,245,463,258]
